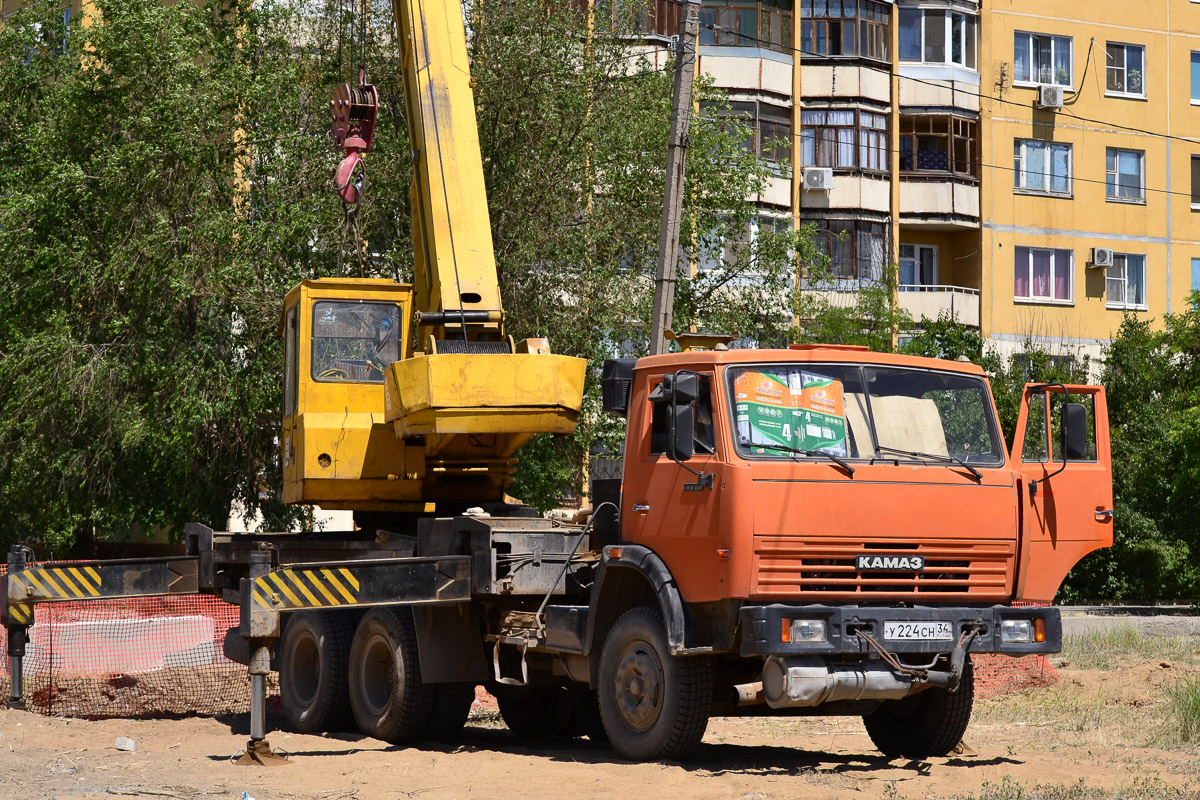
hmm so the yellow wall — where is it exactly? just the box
[979,0,1200,347]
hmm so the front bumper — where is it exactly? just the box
[739,604,1061,657]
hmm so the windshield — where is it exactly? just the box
[311,300,402,383]
[728,363,1003,465]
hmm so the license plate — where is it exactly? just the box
[883,621,953,641]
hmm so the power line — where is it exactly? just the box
[701,21,1200,147]
[694,112,1195,201]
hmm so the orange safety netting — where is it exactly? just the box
[1,565,1056,718]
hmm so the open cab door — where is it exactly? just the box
[1010,384,1114,603]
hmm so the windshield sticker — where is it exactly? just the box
[796,371,848,456]
[733,369,848,457]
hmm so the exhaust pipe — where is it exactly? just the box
[761,656,917,709]
[732,681,765,707]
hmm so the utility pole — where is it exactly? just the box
[649,0,701,356]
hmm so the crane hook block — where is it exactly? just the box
[331,69,379,155]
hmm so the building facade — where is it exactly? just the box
[627,0,1200,362]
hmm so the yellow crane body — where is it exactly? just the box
[279,0,586,512]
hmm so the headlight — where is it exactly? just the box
[1000,619,1033,643]
[781,618,827,643]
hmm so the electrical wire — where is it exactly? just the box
[698,20,1200,147]
[693,113,1196,200]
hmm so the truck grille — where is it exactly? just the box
[753,538,1015,601]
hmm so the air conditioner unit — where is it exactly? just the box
[1091,247,1115,268]
[803,167,834,192]
[1037,85,1065,109]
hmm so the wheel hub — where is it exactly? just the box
[613,641,664,732]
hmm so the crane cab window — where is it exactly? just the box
[311,301,402,383]
[650,375,716,456]
[284,307,299,415]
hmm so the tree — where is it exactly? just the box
[1059,303,1200,601]
[792,262,912,352]
[0,0,814,544]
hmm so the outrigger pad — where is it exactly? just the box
[236,739,290,767]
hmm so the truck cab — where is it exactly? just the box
[582,345,1112,759]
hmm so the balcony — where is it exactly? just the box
[897,285,980,327]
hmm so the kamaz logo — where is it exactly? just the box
[855,555,925,571]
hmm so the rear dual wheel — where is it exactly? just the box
[347,607,473,744]
[278,610,356,734]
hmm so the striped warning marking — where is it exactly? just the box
[252,567,360,611]
[6,602,32,624]
[9,566,102,601]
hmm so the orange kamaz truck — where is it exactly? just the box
[1,0,1112,765]
[3,341,1112,763]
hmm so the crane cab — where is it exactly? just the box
[279,278,426,511]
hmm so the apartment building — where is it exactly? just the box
[627,0,1200,361]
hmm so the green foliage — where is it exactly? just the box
[1069,306,1200,601]
[0,0,820,537]
[901,312,986,363]
[1166,674,1200,745]
[791,261,911,351]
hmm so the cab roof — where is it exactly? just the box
[634,345,987,377]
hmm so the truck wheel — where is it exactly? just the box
[278,610,355,733]
[492,684,573,738]
[348,607,435,744]
[597,606,711,761]
[423,683,476,743]
[863,658,975,759]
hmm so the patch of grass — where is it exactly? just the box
[1166,674,1200,745]
[942,776,1200,800]
[1062,625,1198,670]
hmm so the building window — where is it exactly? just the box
[899,244,937,287]
[1192,156,1200,210]
[1014,32,1072,87]
[702,100,792,163]
[1013,140,1071,195]
[806,219,890,281]
[1014,246,1073,303]
[1106,254,1147,310]
[1192,52,1200,103]
[898,116,978,178]
[1106,148,1145,202]
[800,108,888,173]
[699,1,794,53]
[698,215,792,278]
[1192,258,1200,297]
[897,8,977,69]
[798,0,890,62]
[1105,42,1145,96]
[595,0,681,38]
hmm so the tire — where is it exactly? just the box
[348,607,435,744]
[278,610,355,734]
[597,606,712,762]
[862,657,975,759]
[492,684,574,739]
[560,688,608,743]
[423,682,476,743]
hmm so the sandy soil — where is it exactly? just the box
[1,656,1197,800]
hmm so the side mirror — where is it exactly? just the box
[1063,402,1088,460]
[670,403,695,462]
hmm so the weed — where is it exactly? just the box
[945,775,1200,800]
[1166,674,1200,745]
[1062,625,1198,670]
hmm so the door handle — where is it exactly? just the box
[633,504,650,513]
[1094,509,1114,520]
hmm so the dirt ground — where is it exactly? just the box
[2,642,1199,800]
